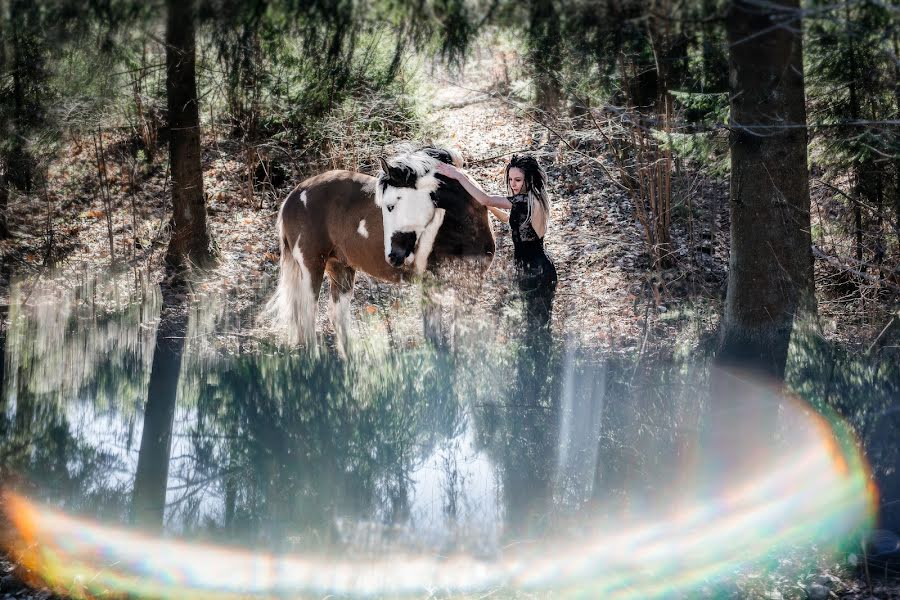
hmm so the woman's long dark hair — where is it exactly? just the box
[505,154,549,235]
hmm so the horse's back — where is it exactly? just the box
[280,170,375,249]
[279,169,404,281]
[279,168,493,283]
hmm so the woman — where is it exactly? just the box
[436,155,557,328]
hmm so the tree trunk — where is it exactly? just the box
[717,0,816,379]
[7,0,45,192]
[0,173,8,239]
[0,9,8,239]
[165,0,214,269]
[844,3,869,269]
[0,305,7,407]
[893,32,900,248]
[131,275,188,531]
[528,0,562,115]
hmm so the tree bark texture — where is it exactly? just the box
[0,306,7,407]
[5,0,48,192]
[131,277,188,530]
[165,0,213,269]
[719,0,816,379]
[0,8,8,239]
[0,173,8,239]
[528,0,562,114]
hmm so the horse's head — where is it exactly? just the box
[376,148,461,268]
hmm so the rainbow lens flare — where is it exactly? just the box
[2,384,877,599]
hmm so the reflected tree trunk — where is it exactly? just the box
[224,412,240,534]
[0,305,6,406]
[131,275,188,530]
[502,404,556,539]
[705,0,814,493]
[502,332,558,539]
[0,171,8,239]
[718,0,815,379]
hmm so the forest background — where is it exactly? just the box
[0,0,899,598]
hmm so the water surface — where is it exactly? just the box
[1,274,895,597]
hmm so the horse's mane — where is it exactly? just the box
[432,176,494,258]
[380,146,463,190]
[381,145,493,259]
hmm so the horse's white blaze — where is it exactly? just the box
[357,219,368,238]
[413,208,445,274]
[378,184,442,262]
[299,190,308,206]
[376,153,445,262]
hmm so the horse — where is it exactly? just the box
[267,147,495,349]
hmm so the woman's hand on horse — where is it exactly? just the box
[435,163,460,179]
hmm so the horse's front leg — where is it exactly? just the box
[325,259,356,357]
[413,208,446,275]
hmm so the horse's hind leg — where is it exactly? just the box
[326,259,356,355]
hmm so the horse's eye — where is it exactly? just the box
[386,204,395,213]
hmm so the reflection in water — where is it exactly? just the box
[0,274,893,597]
[132,276,189,530]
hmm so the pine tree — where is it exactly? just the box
[165,0,215,269]
[806,0,899,268]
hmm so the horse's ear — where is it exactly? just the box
[378,157,391,177]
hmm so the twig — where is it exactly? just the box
[866,316,896,354]
[813,245,900,292]
[93,127,116,266]
[468,147,540,165]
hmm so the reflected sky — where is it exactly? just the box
[0,273,895,598]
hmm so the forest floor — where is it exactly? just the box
[0,43,895,356]
[0,45,733,359]
[1,39,899,600]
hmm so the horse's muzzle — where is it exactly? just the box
[387,231,417,267]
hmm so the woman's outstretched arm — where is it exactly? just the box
[435,163,512,210]
[487,206,510,223]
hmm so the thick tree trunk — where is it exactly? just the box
[528,0,562,115]
[894,33,900,248]
[0,10,8,239]
[0,306,6,407]
[0,174,8,239]
[131,275,188,530]
[165,0,214,269]
[718,0,816,379]
[6,0,45,193]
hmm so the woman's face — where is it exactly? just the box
[507,167,526,196]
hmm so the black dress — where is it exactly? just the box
[508,193,557,327]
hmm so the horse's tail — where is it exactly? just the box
[264,199,315,346]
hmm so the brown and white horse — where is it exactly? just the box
[267,148,495,347]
